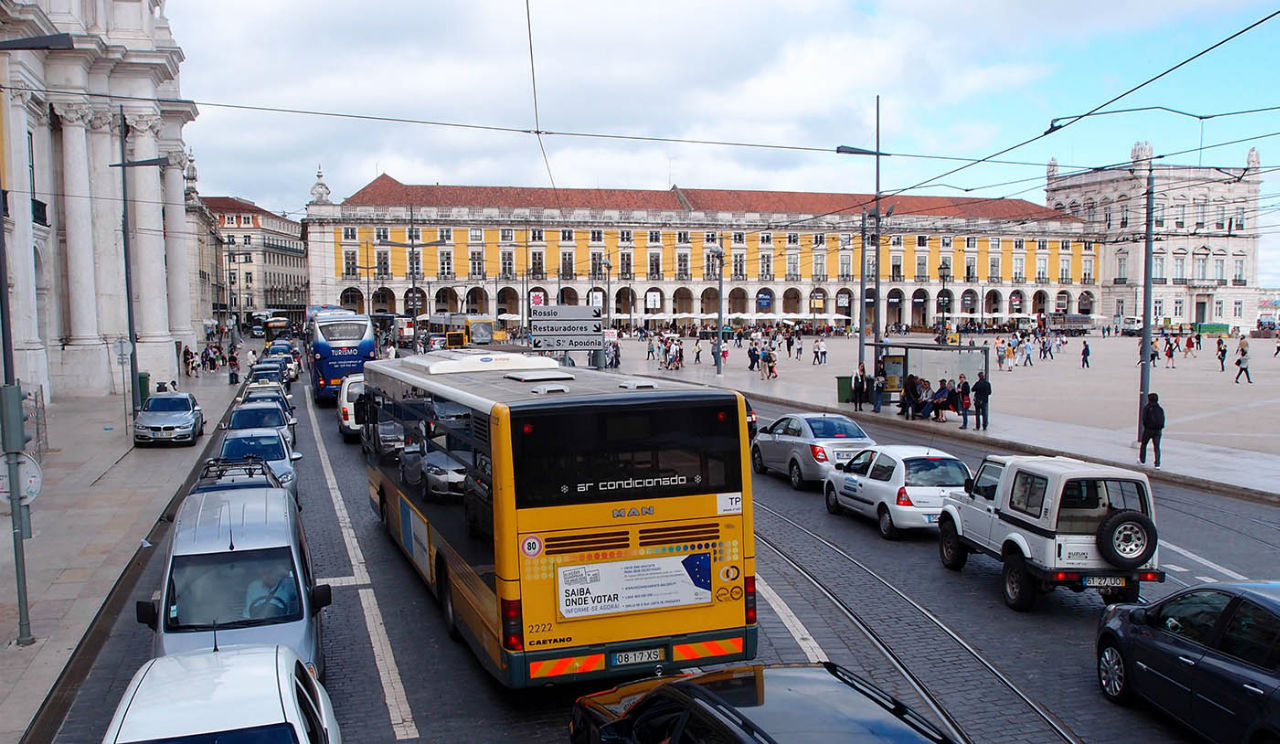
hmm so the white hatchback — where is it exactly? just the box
[101,645,341,743]
[823,445,971,539]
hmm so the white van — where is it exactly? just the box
[136,488,331,679]
[337,373,364,442]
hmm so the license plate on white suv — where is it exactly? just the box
[613,648,663,666]
[1084,576,1126,588]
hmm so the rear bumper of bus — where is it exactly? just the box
[501,625,758,687]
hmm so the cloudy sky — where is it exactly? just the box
[164,0,1280,285]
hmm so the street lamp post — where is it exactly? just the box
[378,237,447,321]
[939,261,952,342]
[0,31,75,648]
[709,242,726,376]
[836,94,891,367]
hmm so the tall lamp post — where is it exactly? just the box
[0,32,75,648]
[938,261,952,342]
[837,95,891,367]
[709,242,726,376]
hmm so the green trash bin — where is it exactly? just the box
[137,372,151,409]
[835,375,852,403]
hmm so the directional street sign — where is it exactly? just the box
[529,336,604,351]
[530,305,605,350]
[529,320,602,336]
[530,306,601,321]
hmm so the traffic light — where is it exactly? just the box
[0,384,32,452]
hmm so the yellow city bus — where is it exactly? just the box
[358,349,757,687]
[422,312,507,345]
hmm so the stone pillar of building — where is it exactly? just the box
[87,108,129,393]
[126,113,177,383]
[3,88,50,394]
[51,102,110,392]
[163,153,195,351]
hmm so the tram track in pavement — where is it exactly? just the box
[754,501,1082,744]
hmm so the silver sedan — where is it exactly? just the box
[751,413,875,489]
[134,392,205,446]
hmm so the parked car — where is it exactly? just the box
[248,363,286,387]
[824,445,972,539]
[569,662,956,744]
[218,428,302,502]
[265,352,299,381]
[751,413,875,489]
[1097,581,1280,744]
[337,374,364,442]
[133,392,204,446]
[250,324,265,337]
[938,455,1163,610]
[226,400,297,448]
[100,645,341,744]
[189,457,286,495]
[136,488,331,679]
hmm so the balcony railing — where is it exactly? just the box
[987,274,1001,283]
[1232,278,1247,286]
[618,271,633,280]
[647,271,663,280]
[891,273,905,282]
[1172,278,1188,285]
[1011,276,1026,284]
[558,270,576,280]
[758,272,773,282]
[1035,275,1049,284]
[499,271,515,281]
[812,273,827,282]
[439,271,455,280]
[342,272,359,280]
[914,274,930,282]
[965,273,978,283]
[374,272,392,282]
[529,270,546,281]
[1151,277,1167,285]
[675,272,691,281]
[1113,278,1128,285]
[1081,276,1094,285]
[732,272,747,281]
[1058,277,1072,285]
[837,273,853,282]
[785,272,802,282]
[1216,278,1227,286]
[470,271,487,281]
[590,271,607,281]
[406,271,423,280]
[701,271,720,281]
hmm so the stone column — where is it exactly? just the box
[3,87,50,393]
[88,109,125,342]
[163,153,195,350]
[126,113,177,382]
[50,103,111,393]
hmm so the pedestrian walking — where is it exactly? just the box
[972,372,991,430]
[647,338,656,360]
[818,339,828,365]
[1184,336,1195,358]
[958,374,972,429]
[794,337,803,362]
[1138,392,1165,469]
[1235,348,1253,383]
[694,339,703,364]
[1081,340,1090,369]
[1217,339,1228,371]
[852,363,869,412]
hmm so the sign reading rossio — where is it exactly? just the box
[557,554,712,619]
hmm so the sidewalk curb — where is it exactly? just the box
[626,371,1280,508]
[21,381,245,744]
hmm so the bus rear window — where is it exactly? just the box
[511,401,742,508]
[316,322,367,343]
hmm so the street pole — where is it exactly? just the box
[118,109,141,418]
[1138,157,1156,445]
[713,239,725,376]
[858,211,867,368]
[873,94,883,369]
[409,205,417,319]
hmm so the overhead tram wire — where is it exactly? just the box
[524,0,561,212]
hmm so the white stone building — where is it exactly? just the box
[1,0,198,399]
[1045,142,1263,329]
[202,196,307,327]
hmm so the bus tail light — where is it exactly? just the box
[313,353,321,361]
[896,487,914,506]
[744,575,757,625]
[501,598,524,651]
[809,445,828,463]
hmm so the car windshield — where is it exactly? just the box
[805,417,866,439]
[127,723,299,744]
[143,397,191,413]
[904,458,970,487]
[230,409,286,429]
[221,435,285,461]
[164,547,302,630]
[250,370,282,383]
[244,395,285,408]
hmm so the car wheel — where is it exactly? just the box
[1002,553,1037,611]
[824,484,843,515]
[751,447,767,474]
[1097,641,1133,705]
[788,461,806,490]
[877,506,899,540]
[1096,510,1158,570]
[938,518,968,571]
[438,567,461,641]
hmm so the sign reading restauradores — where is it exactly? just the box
[558,554,712,619]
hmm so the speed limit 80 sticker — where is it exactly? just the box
[521,534,544,558]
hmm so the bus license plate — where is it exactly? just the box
[613,648,663,666]
[1084,576,1126,588]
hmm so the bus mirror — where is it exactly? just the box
[354,398,369,425]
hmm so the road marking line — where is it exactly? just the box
[1195,576,1217,584]
[317,575,364,587]
[1162,541,1247,581]
[755,576,827,663]
[1163,563,1188,572]
[306,389,417,739]
[359,587,419,740]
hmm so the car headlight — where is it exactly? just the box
[279,471,295,484]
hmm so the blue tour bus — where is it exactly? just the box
[310,312,375,403]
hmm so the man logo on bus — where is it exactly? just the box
[612,506,654,518]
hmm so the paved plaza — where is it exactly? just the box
[613,329,1280,496]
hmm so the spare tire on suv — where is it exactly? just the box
[1096,509,1158,569]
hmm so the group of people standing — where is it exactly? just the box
[893,372,991,431]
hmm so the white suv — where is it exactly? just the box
[101,645,341,743]
[937,455,1164,611]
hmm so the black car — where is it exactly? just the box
[570,662,956,744]
[1097,581,1280,744]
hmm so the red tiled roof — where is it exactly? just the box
[341,175,1071,224]
[203,196,299,223]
